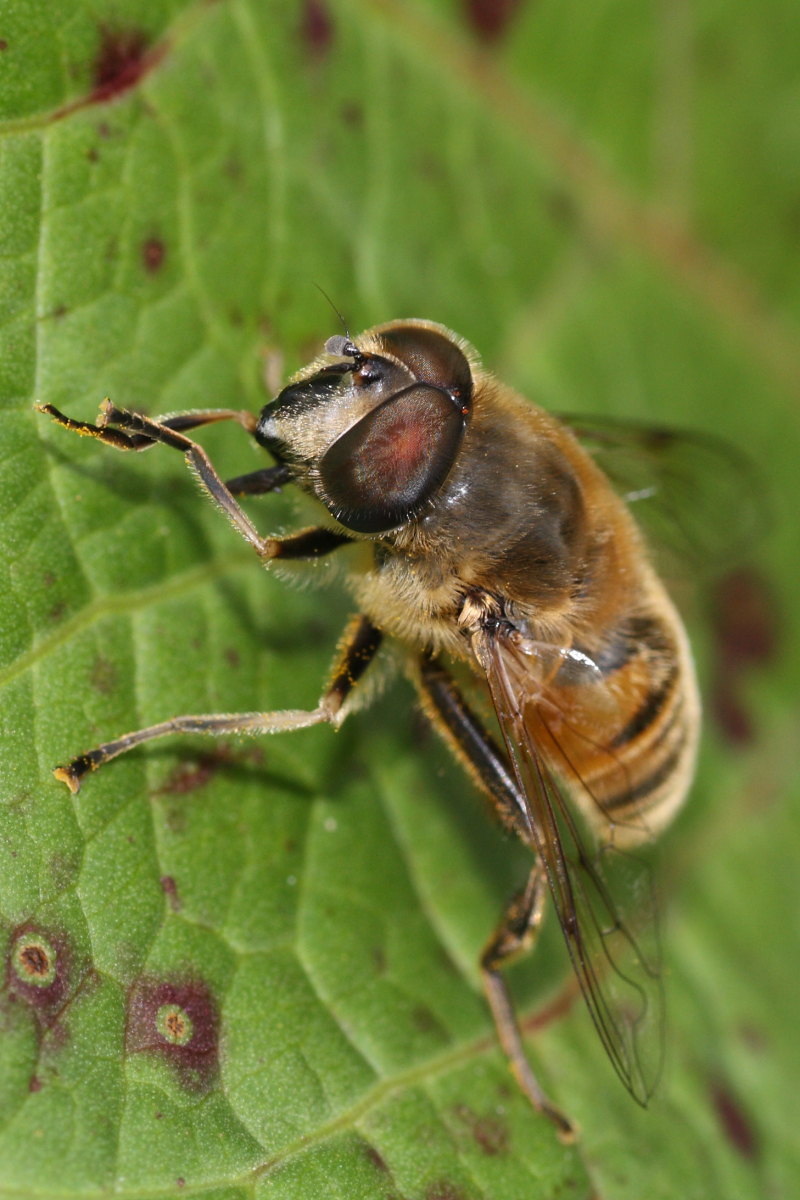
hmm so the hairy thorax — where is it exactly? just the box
[348,374,645,664]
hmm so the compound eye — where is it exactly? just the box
[377,326,473,408]
[319,384,465,533]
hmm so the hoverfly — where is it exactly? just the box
[38,319,742,1139]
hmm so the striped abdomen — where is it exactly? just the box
[535,588,700,848]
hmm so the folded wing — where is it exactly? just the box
[472,624,665,1104]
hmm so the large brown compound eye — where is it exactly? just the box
[377,325,473,405]
[319,383,466,533]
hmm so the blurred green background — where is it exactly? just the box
[1,2,798,1198]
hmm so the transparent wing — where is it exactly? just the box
[560,414,764,570]
[473,626,665,1105]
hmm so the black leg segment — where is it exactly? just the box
[265,526,354,560]
[418,653,525,835]
[325,616,383,715]
[225,465,293,496]
[417,651,575,1140]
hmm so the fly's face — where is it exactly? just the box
[256,320,475,534]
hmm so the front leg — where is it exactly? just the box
[84,400,280,562]
[37,401,257,447]
[39,399,352,565]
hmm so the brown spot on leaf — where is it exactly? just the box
[710,690,752,746]
[462,0,524,43]
[54,27,165,120]
[92,26,155,102]
[426,1183,467,1200]
[6,925,69,1023]
[412,1004,442,1035]
[372,945,386,974]
[546,189,578,227]
[156,747,231,795]
[362,1143,389,1173]
[142,236,166,273]
[453,1104,509,1155]
[160,875,181,911]
[340,101,363,127]
[738,1023,768,1054]
[2,921,96,1046]
[90,655,117,695]
[472,1117,508,1156]
[126,978,219,1091]
[300,0,334,58]
[28,1075,42,1092]
[20,944,50,979]
[710,567,778,745]
[159,1004,193,1044]
[712,568,778,671]
[0,39,8,51]
[709,1079,759,1159]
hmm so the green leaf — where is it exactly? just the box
[1,1,798,1197]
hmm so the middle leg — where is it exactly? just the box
[53,615,383,794]
[417,653,575,1140]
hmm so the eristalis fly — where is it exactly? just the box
[38,318,740,1139]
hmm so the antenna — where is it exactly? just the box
[314,283,350,339]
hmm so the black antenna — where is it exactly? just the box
[314,283,350,339]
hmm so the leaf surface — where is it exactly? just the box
[1,2,797,1198]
